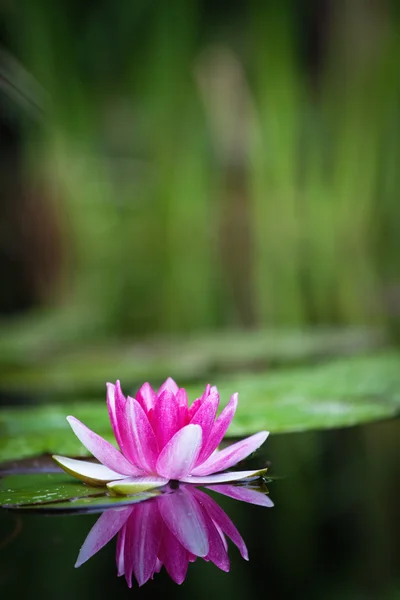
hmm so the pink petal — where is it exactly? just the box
[124,502,163,588]
[191,431,269,476]
[75,507,132,568]
[213,521,228,552]
[159,525,189,584]
[156,424,202,480]
[158,377,179,396]
[125,397,159,473]
[186,398,202,422]
[195,393,238,464]
[194,497,230,571]
[191,487,248,560]
[135,382,157,414]
[180,467,268,485]
[116,526,126,577]
[176,388,189,428]
[207,484,274,507]
[52,455,127,485]
[187,384,210,421]
[67,416,141,476]
[158,486,209,556]
[152,390,180,449]
[190,390,219,462]
[107,381,134,461]
[176,387,188,410]
[107,381,126,451]
[154,558,163,574]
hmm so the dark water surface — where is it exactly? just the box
[1,418,399,600]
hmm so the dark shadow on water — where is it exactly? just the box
[0,418,399,599]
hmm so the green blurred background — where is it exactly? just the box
[0,4,400,598]
[1,0,400,394]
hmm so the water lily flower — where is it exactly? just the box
[53,377,269,495]
[75,482,273,586]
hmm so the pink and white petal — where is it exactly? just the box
[156,424,202,480]
[196,393,238,464]
[107,476,169,495]
[187,384,210,421]
[213,520,228,552]
[158,486,209,556]
[125,397,159,473]
[195,500,230,571]
[191,431,269,476]
[152,390,180,449]
[66,416,141,476]
[107,381,137,462]
[190,390,219,460]
[75,506,132,568]
[106,381,126,449]
[207,484,274,507]
[154,558,163,574]
[52,455,127,486]
[191,487,248,560]
[124,502,163,588]
[158,377,179,396]
[136,382,157,414]
[159,526,189,584]
[116,526,127,576]
[180,467,268,485]
[107,380,127,414]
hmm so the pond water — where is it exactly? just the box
[0,417,399,599]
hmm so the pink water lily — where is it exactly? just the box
[53,377,269,495]
[75,483,273,586]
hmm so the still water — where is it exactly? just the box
[1,418,399,600]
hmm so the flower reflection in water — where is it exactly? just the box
[76,482,273,587]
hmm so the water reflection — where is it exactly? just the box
[75,482,273,587]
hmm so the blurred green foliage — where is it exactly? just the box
[1,6,399,595]
[1,351,399,462]
[0,325,388,394]
[2,0,400,345]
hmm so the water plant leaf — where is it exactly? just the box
[0,351,399,464]
[188,350,400,437]
[0,472,158,512]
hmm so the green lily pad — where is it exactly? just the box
[0,351,399,464]
[187,350,400,436]
[0,472,158,512]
